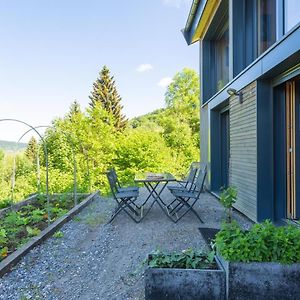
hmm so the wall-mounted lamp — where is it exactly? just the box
[227,88,243,104]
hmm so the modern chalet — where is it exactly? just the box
[183,0,300,222]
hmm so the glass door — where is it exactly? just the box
[285,79,300,219]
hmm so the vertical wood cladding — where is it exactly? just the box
[229,81,257,221]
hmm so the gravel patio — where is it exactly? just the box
[0,188,253,300]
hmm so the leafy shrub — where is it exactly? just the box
[0,228,7,246]
[53,231,64,238]
[146,248,216,269]
[0,199,13,209]
[29,209,46,223]
[26,226,41,237]
[215,220,300,264]
[220,186,237,223]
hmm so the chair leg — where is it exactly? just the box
[108,197,141,223]
[169,196,203,223]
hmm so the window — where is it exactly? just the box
[258,0,276,55]
[215,25,229,91]
[284,0,300,33]
[202,1,229,102]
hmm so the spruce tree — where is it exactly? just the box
[89,66,127,130]
[25,136,38,162]
[68,100,81,121]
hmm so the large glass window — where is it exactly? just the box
[215,25,229,91]
[258,0,276,55]
[285,0,300,33]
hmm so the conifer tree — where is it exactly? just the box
[25,137,38,162]
[68,100,81,121]
[89,66,127,130]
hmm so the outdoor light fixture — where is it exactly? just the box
[227,88,243,104]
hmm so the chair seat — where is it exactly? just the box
[118,186,139,192]
[115,190,139,198]
[171,190,199,198]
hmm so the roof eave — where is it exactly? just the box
[182,0,221,45]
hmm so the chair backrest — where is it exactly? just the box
[106,169,118,197]
[183,162,201,190]
[110,168,121,188]
[194,165,207,196]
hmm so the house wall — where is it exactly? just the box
[200,105,211,190]
[229,81,257,221]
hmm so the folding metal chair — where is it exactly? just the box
[167,165,207,223]
[167,162,200,194]
[109,168,139,193]
[106,170,141,223]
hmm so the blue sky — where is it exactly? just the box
[0,0,198,142]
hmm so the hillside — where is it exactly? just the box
[0,140,27,152]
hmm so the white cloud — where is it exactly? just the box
[158,77,173,88]
[136,64,154,72]
[162,0,191,8]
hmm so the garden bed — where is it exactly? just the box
[217,254,300,300]
[0,191,99,276]
[144,249,225,300]
[215,220,300,299]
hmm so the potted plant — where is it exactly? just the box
[214,220,300,299]
[144,248,225,300]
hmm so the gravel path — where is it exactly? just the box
[0,188,253,300]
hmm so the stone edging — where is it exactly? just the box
[0,191,100,277]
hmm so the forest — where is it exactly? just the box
[0,67,200,206]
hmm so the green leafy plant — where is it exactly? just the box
[4,211,29,227]
[53,231,64,238]
[1,246,8,258]
[220,186,237,223]
[0,193,77,261]
[0,199,13,209]
[29,209,46,223]
[146,248,216,270]
[0,228,7,246]
[26,226,41,237]
[214,220,300,264]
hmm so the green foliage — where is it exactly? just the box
[26,226,41,237]
[220,186,237,223]
[0,199,13,209]
[215,220,300,264]
[146,248,216,269]
[53,231,64,238]
[89,65,127,130]
[29,209,46,223]
[0,193,78,261]
[25,137,38,162]
[114,128,175,183]
[0,228,7,246]
[0,68,200,200]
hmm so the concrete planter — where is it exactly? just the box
[217,254,300,300]
[145,257,225,300]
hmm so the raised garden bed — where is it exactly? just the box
[217,255,300,300]
[215,220,300,299]
[0,191,99,276]
[144,249,225,300]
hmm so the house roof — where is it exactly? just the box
[182,0,221,45]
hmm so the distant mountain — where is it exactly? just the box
[0,140,27,152]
